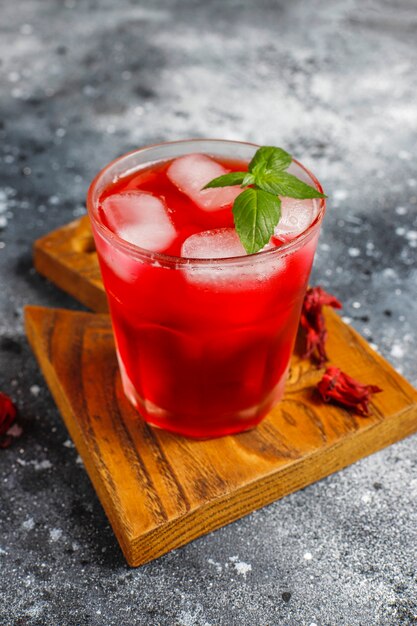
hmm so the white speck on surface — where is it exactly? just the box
[382,267,397,279]
[334,189,348,201]
[207,558,222,573]
[311,74,333,100]
[234,561,252,577]
[33,459,52,470]
[49,528,63,542]
[361,493,372,504]
[72,205,86,217]
[30,384,41,397]
[8,71,20,83]
[395,206,407,215]
[342,316,352,324]
[176,603,207,626]
[22,517,35,531]
[398,150,412,160]
[24,602,47,618]
[229,556,252,577]
[352,301,361,309]
[348,247,360,257]
[75,455,84,466]
[395,226,406,236]
[0,547,7,556]
[304,552,313,561]
[83,85,97,97]
[391,344,405,358]
[345,214,362,226]
[63,439,75,448]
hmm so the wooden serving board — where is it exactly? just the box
[34,216,108,312]
[25,305,417,567]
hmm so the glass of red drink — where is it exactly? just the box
[87,140,326,438]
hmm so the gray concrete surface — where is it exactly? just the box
[0,0,416,624]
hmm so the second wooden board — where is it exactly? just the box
[34,216,108,312]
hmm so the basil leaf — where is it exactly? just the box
[201,145,326,254]
[249,146,292,176]
[202,171,247,189]
[241,172,255,187]
[256,171,326,199]
[233,188,281,254]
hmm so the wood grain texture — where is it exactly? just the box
[34,216,108,312]
[24,305,417,567]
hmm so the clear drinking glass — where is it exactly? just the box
[87,140,326,438]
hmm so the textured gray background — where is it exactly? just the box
[1,1,416,625]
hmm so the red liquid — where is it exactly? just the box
[91,155,321,437]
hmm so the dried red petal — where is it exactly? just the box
[317,366,382,416]
[0,391,19,449]
[300,286,342,365]
[0,392,16,434]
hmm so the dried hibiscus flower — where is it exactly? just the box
[300,286,342,365]
[317,366,382,416]
[0,392,21,449]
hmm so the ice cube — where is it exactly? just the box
[94,226,144,284]
[102,191,176,251]
[181,228,247,259]
[167,153,242,212]
[181,228,280,288]
[274,198,318,242]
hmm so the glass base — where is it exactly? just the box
[117,353,289,439]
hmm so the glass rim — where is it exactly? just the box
[87,138,326,267]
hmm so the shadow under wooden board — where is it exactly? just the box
[25,305,417,567]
